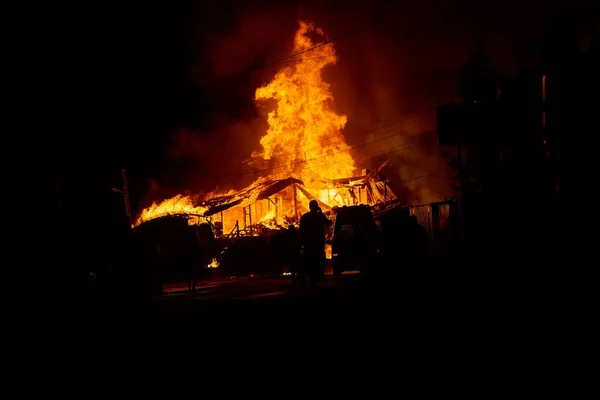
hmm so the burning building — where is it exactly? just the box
[134,21,397,234]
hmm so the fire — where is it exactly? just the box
[258,208,277,223]
[134,195,207,227]
[325,243,332,259]
[255,209,283,229]
[207,258,220,268]
[135,21,357,229]
[255,21,355,190]
[319,188,349,207]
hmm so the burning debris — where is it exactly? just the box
[207,258,220,268]
[253,21,355,184]
[134,21,399,234]
[134,173,397,236]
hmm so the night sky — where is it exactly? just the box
[34,2,198,227]
[49,2,195,177]
[27,0,595,230]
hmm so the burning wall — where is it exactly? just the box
[211,186,297,234]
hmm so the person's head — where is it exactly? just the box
[288,225,296,232]
[409,215,418,225]
[309,200,319,212]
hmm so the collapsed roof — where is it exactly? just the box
[203,177,303,217]
[201,171,397,217]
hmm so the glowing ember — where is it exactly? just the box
[207,258,220,268]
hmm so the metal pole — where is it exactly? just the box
[248,205,252,235]
[121,168,132,227]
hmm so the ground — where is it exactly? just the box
[157,272,358,303]
[15,269,572,398]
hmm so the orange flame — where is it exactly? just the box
[255,21,355,191]
[134,195,207,227]
[135,21,356,228]
[207,258,220,268]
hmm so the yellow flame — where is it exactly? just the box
[135,21,357,228]
[258,209,277,223]
[255,21,355,188]
[134,195,207,227]
[207,258,219,268]
[319,188,349,207]
[325,243,332,259]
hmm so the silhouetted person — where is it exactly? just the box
[299,200,332,283]
[405,215,429,275]
[284,225,303,284]
[152,242,164,296]
[262,228,278,275]
[187,231,202,292]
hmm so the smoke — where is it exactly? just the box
[161,0,582,205]
[167,118,268,193]
[162,1,298,195]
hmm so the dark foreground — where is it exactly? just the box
[15,267,573,398]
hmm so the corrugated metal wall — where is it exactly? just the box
[409,204,433,239]
[409,199,458,243]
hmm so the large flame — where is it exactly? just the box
[134,21,356,228]
[255,21,355,187]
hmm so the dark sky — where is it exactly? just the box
[48,2,194,173]
[34,1,199,217]
[29,0,596,219]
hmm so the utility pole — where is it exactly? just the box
[456,132,464,249]
[121,168,132,227]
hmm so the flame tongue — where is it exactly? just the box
[255,21,355,188]
[134,194,207,227]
